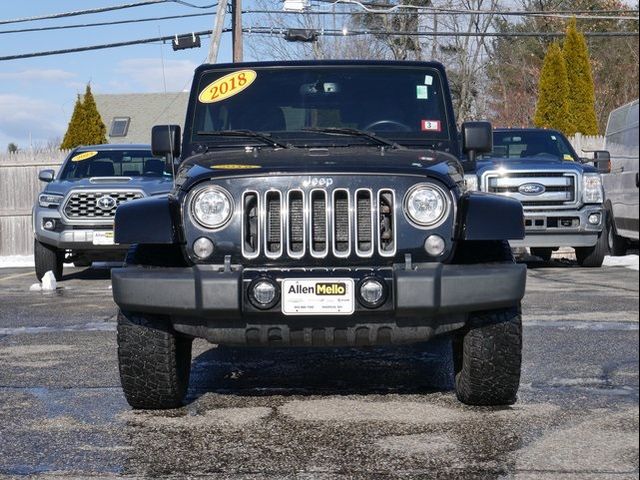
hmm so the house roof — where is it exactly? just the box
[93,92,189,144]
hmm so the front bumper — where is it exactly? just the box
[111,263,526,346]
[509,205,604,248]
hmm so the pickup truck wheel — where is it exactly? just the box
[117,310,192,409]
[530,248,553,262]
[575,230,607,267]
[34,240,63,281]
[453,306,522,406]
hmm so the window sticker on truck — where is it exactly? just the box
[71,151,98,162]
[421,120,441,132]
[198,69,257,104]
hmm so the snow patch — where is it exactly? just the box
[0,255,35,268]
[603,254,639,271]
[29,271,57,292]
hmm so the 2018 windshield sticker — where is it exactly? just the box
[198,70,257,104]
[71,151,99,162]
[421,120,441,132]
[211,164,261,169]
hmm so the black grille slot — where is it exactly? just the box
[333,190,350,254]
[356,190,372,254]
[242,192,259,256]
[311,190,327,254]
[288,191,304,254]
[266,191,281,254]
[378,190,395,255]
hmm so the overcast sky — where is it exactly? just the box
[0,1,237,149]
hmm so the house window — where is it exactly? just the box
[109,117,130,137]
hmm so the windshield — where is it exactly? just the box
[482,131,579,162]
[59,150,170,180]
[190,65,452,149]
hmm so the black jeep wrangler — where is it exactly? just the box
[111,61,526,409]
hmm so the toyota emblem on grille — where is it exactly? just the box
[96,195,117,211]
[518,183,546,195]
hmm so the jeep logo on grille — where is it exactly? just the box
[96,195,117,211]
[518,183,546,195]
[302,177,334,188]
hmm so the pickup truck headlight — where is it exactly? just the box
[464,174,479,192]
[582,174,604,204]
[191,186,233,228]
[38,193,64,208]
[404,184,449,227]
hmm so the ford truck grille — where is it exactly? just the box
[63,190,144,220]
[241,188,396,259]
[482,171,579,210]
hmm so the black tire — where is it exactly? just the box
[575,230,607,267]
[117,310,192,409]
[34,239,63,281]
[530,247,553,262]
[453,306,522,406]
[607,215,628,257]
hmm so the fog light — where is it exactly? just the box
[588,213,601,225]
[193,237,214,259]
[358,278,386,308]
[424,234,446,256]
[43,219,56,231]
[248,278,279,309]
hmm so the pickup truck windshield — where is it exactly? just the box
[190,66,451,148]
[59,150,169,180]
[483,130,579,162]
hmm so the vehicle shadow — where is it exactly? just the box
[60,263,120,281]
[187,337,455,401]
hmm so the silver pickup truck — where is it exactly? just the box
[465,128,609,267]
[33,144,172,280]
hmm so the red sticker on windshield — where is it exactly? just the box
[421,120,441,132]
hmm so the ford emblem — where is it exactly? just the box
[97,195,117,211]
[518,183,546,195]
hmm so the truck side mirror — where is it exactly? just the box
[461,121,493,172]
[38,169,55,183]
[152,125,181,159]
[593,150,611,174]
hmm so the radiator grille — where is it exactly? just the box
[63,190,143,219]
[483,171,579,210]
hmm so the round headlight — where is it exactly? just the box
[191,187,232,229]
[404,185,448,227]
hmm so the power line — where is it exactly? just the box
[0,0,216,26]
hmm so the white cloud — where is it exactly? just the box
[114,58,197,93]
[0,94,65,146]
[0,69,76,82]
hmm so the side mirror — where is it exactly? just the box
[38,169,55,183]
[593,150,611,174]
[461,121,493,172]
[151,125,181,159]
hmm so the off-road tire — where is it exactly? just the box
[453,306,522,406]
[117,310,192,409]
[34,239,63,281]
[607,215,628,257]
[575,230,607,267]
[530,248,553,262]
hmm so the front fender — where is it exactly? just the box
[456,192,525,241]
[114,195,182,245]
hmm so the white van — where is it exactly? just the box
[603,100,639,255]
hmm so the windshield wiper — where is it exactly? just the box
[196,130,290,149]
[302,127,402,149]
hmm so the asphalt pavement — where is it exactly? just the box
[0,256,638,479]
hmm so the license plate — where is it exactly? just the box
[92,231,115,245]
[282,278,355,316]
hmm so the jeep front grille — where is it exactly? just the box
[63,190,144,220]
[482,171,579,210]
[241,188,395,259]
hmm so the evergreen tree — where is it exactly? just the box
[534,42,573,134]
[82,84,107,145]
[60,95,85,150]
[563,18,599,135]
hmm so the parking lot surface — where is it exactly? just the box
[0,257,638,479]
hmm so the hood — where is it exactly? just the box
[475,156,597,175]
[177,146,464,190]
[44,175,173,196]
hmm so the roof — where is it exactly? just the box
[93,92,189,144]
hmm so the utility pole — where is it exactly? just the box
[232,0,243,62]
[207,0,228,63]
